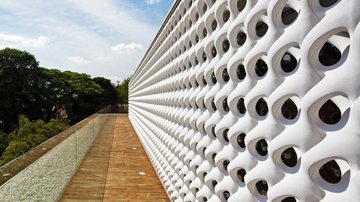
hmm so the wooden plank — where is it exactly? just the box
[60,115,168,201]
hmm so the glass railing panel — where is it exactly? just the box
[0,114,108,201]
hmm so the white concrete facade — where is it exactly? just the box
[129,0,360,201]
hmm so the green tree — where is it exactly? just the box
[0,131,8,155]
[1,115,67,165]
[93,77,118,105]
[46,119,68,137]
[116,77,130,104]
[39,68,72,121]
[9,115,47,147]
[63,71,104,123]
[0,48,44,132]
[0,48,121,165]
[0,141,30,164]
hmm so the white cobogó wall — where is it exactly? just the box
[128,0,360,201]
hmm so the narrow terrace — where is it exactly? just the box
[60,114,168,201]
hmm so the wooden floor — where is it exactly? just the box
[60,115,169,202]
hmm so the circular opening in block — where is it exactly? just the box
[212,20,217,30]
[223,129,229,142]
[255,21,268,37]
[203,52,207,61]
[237,32,247,46]
[237,0,247,12]
[237,98,246,114]
[211,180,218,189]
[203,3,208,13]
[211,100,217,112]
[211,72,217,84]
[223,39,230,52]
[256,139,268,156]
[203,28,208,38]
[282,197,297,202]
[223,98,230,112]
[319,42,341,66]
[255,180,268,196]
[237,133,246,148]
[223,159,230,171]
[211,125,216,138]
[319,0,339,7]
[212,153,217,163]
[223,68,230,82]
[203,171,207,179]
[281,6,298,25]
[202,147,207,156]
[281,147,297,167]
[281,99,298,120]
[318,99,341,125]
[195,13,199,21]
[256,98,268,116]
[237,64,246,80]
[211,46,217,57]
[281,52,297,73]
[223,191,230,201]
[237,168,246,183]
[223,10,230,22]
[319,160,341,184]
[255,59,268,77]
[202,76,207,85]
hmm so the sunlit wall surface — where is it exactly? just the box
[129,0,360,201]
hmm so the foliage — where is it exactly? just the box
[40,68,72,122]
[63,71,103,96]
[0,48,121,130]
[0,131,7,155]
[0,115,67,165]
[93,77,118,105]
[0,48,126,166]
[63,71,105,124]
[116,77,130,104]
[0,48,44,132]
[0,141,30,165]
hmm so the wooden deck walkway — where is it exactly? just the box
[60,115,169,201]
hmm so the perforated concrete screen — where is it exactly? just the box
[128,0,360,201]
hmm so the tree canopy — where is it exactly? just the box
[0,115,67,165]
[0,48,44,132]
[0,48,121,130]
[116,77,130,104]
[0,48,129,165]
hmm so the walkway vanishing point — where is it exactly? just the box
[60,115,168,201]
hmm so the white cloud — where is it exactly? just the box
[68,0,157,42]
[0,33,49,48]
[111,42,143,55]
[145,0,160,5]
[0,0,166,81]
[68,56,91,64]
[95,56,112,60]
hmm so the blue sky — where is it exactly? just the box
[0,0,173,83]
